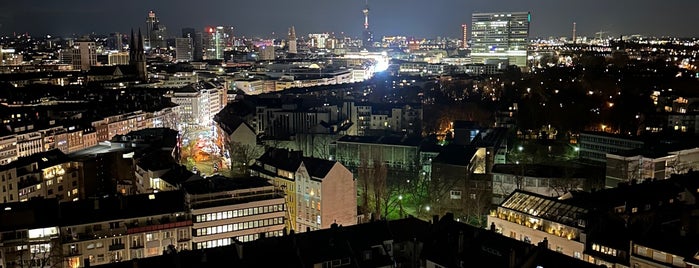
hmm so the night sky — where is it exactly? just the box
[1,0,698,39]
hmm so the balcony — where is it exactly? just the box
[108,243,125,251]
[88,227,128,239]
[126,220,192,235]
[65,249,81,257]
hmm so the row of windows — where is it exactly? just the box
[194,230,284,250]
[195,217,284,237]
[194,204,284,223]
[195,238,231,249]
[592,243,618,257]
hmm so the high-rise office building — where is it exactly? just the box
[72,40,96,71]
[461,24,468,49]
[223,26,235,48]
[471,11,530,68]
[287,26,297,55]
[175,38,193,62]
[193,32,204,61]
[107,32,124,51]
[145,11,167,50]
[308,33,329,49]
[182,28,203,61]
[204,26,225,60]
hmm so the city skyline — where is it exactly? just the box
[1,0,698,39]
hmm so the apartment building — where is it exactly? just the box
[250,148,356,233]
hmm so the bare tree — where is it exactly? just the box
[668,154,689,176]
[9,240,62,268]
[356,147,391,220]
[493,173,524,204]
[549,177,583,196]
[310,134,336,160]
[380,174,415,219]
[549,167,583,196]
[230,142,263,176]
[463,181,492,227]
[357,150,372,218]
[372,159,388,220]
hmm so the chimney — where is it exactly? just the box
[490,222,496,232]
[432,215,439,224]
[538,237,549,249]
[306,227,311,233]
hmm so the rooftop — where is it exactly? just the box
[0,149,72,174]
[499,190,588,228]
[336,135,423,147]
[59,191,187,226]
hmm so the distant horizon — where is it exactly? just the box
[3,30,698,42]
[1,0,698,39]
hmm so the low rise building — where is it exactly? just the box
[489,173,699,267]
[183,176,286,248]
[250,148,357,233]
[0,150,82,204]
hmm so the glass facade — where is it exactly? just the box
[471,12,530,67]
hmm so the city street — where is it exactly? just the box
[179,126,232,177]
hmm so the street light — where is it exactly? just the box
[518,146,523,152]
[425,205,431,212]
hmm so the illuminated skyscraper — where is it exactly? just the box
[288,26,297,55]
[308,33,329,49]
[471,11,530,67]
[183,28,203,61]
[145,11,167,50]
[204,26,225,60]
[223,26,235,48]
[175,38,193,62]
[361,0,373,48]
[461,24,468,49]
[107,32,123,51]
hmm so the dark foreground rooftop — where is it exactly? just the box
[94,214,602,268]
